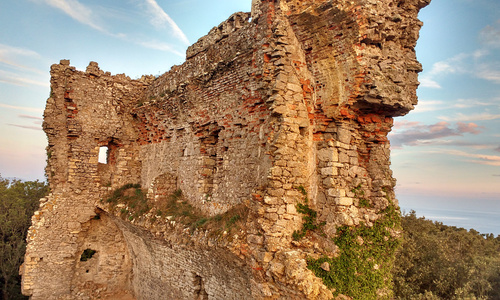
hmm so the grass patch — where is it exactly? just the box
[159,189,248,234]
[103,186,248,235]
[104,183,149,220]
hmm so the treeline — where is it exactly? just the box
[1,176,499,299]
[0,176,48,300]
[393,211,500,299]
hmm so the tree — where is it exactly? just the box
[393,210,500,299]
[0,176,48,300]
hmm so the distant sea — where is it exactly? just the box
[398,195,500,236]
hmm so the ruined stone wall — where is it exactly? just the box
[22,0,430,299]
[135,11,273,216]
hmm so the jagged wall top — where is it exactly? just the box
[186,12,252,58]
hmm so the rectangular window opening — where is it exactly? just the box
[98,146,108,164]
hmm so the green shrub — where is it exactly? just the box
[307,199,401,299]
[0,177,49,299]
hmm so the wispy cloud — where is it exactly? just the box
[476,62,500,84]
[143,0,190,45]
[392,120,422,130]
[420,21,500,88]
[0,57,46,75]
[0,70,48,87]
[19,114,43,121]
[34,0,187,55]
[137,40,184,57]
[412,98,496,113]
[479,19,500,48]
[0,44,47,80]
[439,112,500,122]
[390,121,483,148]
[0,44,41,60]
[38,0,105,32]
[413,100,446,112]
[418,53,469,89]
[0,103,44,113]
[419,77,441,89]
[435,149,500,167]
[453,98,494,109]
[428,53,469,76]
[7,124,42,131]
[19,114,43,126]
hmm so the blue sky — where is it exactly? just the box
[391,0,500,205]
[0,0,499,232]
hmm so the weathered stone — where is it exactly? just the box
[22,0,429,299]
[320,262,330,272]
[321,167,338,176]
[337,197,354,206]
[317,148,339,162]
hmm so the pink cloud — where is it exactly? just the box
[456,122,482,134]
[389,121,483,147]
[441,150,500,167]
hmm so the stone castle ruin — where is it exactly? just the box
[21,0,430,298]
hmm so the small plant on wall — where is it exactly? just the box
[292,186,325,241]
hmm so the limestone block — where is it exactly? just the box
[320,167,338,176]
[336,197,354,206]
[317,148,339,162]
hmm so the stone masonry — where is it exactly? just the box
[22,0,430,299]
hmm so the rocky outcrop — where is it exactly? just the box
[22,0,430,299]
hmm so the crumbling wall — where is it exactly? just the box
[22,60,151,299]
[22,0,430,299]
[135,11,273,216]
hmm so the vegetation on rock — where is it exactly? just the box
[157,189,248,234]
[104,185,247,235]
[307,197,401,299]
[292,186,325,241]
[103,183,149,220]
